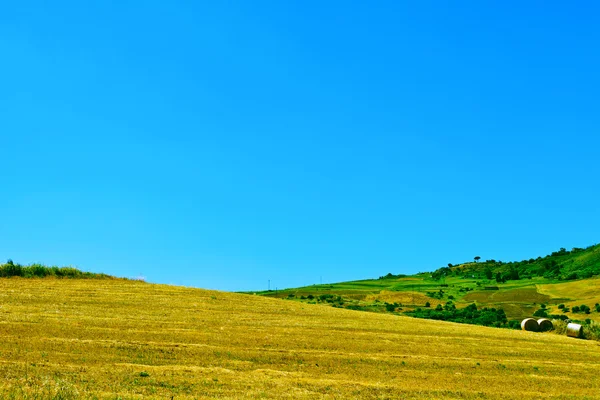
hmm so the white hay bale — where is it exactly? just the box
[537,318,553,332]
[567,323,583,338]
[521,318,539,332]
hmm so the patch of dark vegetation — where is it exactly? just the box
[571,304,592,314]
[426,290,445,299]
[407,302,509,328]
[378,273,407,280]
[0,259,119,279]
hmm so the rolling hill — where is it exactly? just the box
[1,278,600,399]
[255,244,600,333]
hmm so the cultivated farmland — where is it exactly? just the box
[1,279,599,399]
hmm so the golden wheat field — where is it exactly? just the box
[1,279,600,399]
[538,278,600,320]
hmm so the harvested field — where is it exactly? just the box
[464,288,550,305]
[0,279,599,399]
[538,278,600,304]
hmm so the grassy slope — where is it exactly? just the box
[1,279,600,399]
[256,245,600,323]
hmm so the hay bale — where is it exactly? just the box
[566,323,583,338]
[521,318,539,332]
[537,318,553,332]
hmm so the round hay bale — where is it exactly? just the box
[537,318,553,332]
[566,323,583,338]
[521,318,539,332]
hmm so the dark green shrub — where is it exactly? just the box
[28,264,52,277]
[508,320,521,329]
[580,305,591,314]
[550,314,568,321]
[0,261,117,280]
[533,309,549,318]
[0,262,23,277]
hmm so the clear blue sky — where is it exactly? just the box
[1,1,599,291]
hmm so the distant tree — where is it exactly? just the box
[447,263,453,268]
[533,309,549,318]
[580,305,591,314]
[484,267,493,280]
[507,267,520,281]
[495,272,505,283]
[425,302,431,308]
[474,256,481,263]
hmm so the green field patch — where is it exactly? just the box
[490,288,551,303]
[464,287,550,304]
[462,291,495,303]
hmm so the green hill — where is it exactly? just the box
[254,243,600,338]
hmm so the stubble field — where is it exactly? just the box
[0,278,599,399]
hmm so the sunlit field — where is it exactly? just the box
[1,278,599,399]
[538,277,600,319]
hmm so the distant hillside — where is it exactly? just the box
[434,243,600,282]
[0,259,118,279]
[255,242,600,338]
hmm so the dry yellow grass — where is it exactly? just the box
[538,278,600,321]
[1,278,600,399]
[538,278,600,304]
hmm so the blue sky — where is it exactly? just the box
[1,1,599,291]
